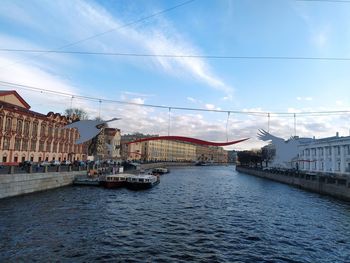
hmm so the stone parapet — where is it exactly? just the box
[0,171,85,199]
[236,166,350,202]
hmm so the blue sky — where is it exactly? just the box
[0,0,349,149]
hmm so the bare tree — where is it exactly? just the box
[64,108,89,120]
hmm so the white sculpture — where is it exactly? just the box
[257,129,312,168]
[64,118,120,144]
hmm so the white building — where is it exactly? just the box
[298,133,350,175]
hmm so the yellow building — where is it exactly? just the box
[143,140,196,162]
[196,145,228,163]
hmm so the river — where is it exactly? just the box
[1,166,349,262]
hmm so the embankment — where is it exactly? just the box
[139,162,194,170]
[236,166,350,202]
[0,171,84,199]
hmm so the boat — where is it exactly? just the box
[152,167,169,175]
[195,161,208,166]
[102,174,132,189]
[73,177,101,186]
[126,174,160,190]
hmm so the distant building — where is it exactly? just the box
[121,133,156,161]
[227,150,238,163]
[121,133,228,163]
[0,90,86,163]
[196,145,228,163]
[143,140,196,162]
[102,127,121,160]
[298,133,350,175]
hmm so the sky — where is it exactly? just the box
[0,0,349,150]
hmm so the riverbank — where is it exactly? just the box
[236,166,350,202]
[0,171,85,199]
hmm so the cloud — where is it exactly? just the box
[311,26,330,49]
[205,104,215,110]
[187,97,197,103]
[297,96,313,101]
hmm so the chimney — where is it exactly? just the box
[336,132,339,137]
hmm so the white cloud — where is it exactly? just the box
[187,97,198,103]
[297,96,313,101]
[205,104,215,110]
[311,26,330,49]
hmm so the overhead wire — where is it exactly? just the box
[0,0,196,70]
[0,80,349,118]
[2,48,350,61]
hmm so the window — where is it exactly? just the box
[24,121,30,135]
[327,147,332,155]
[2,156,7,162]
[5,117,12,131]
[48,126,53,137]
[31,140,37,151]
[40,124,46,137]
[22,140,28,151]
[46,141,51,152]
[32,122,38,137]
[39,141,44,152]
[319,148,324,156]
[14,138,21,151]
[54,126,59,138]
[53,143,58,153]
[3,138,10,150]
[16,119,23,134]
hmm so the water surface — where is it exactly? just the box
[1,166,349,262]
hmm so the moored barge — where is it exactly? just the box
[126,174,160,190]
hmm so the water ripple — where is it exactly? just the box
[1,166,350,262]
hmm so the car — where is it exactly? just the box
[62,160,72,165]
[73,161,86,167]
[50,160,61,166]
[19,161,33,167]
[40,161,51,167]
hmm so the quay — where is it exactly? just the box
[236,166,350,202]
[0,162,198,199]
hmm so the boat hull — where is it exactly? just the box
[102,181,126,189]
[73,178,100,186]
[126,179,160,190]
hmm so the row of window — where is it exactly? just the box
[301,161,350,172]
[301,145,350,157]
[1,137,82,153]
[0,115,77,141]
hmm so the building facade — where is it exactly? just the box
[196,145,228,163]
[0,90,86,163]
[121,133,228,163]
[298,134,350,175]
[102,127,121,160]
[142,140,196,162]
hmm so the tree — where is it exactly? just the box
[64,108,89,120]
[261,145,276,167]
[237,150,263,168]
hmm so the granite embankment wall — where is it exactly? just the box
[139,162,194,170]
[236,166,350,201]
[0,171,84,199]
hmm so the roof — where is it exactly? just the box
[0,100,49,120]
[0,90,31,109]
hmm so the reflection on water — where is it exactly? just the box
[1,166,350,262]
